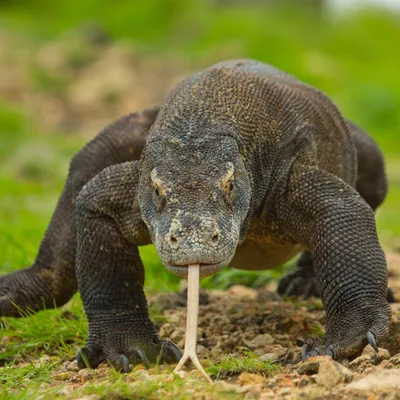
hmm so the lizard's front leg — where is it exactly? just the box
[277,164,391,359]
[75,162,181,370]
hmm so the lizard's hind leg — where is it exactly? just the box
[0,109,158,317]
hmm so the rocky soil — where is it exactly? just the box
[47,252,400,399]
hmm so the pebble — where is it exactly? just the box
[315,358,352,388]
[66,359,79,372]
[386,353,400,367]
[228,285,258,300]
[196,344,210,358]
[53,371,72,381]
[259,353,279,362]
[238,372,265,385]
[170,328,185,342]
[170,370,186,380]
[349,355,373,371]
[35,355,51,366]
[362,345,391,364]
[298,355,331,375]
[77,368,92,380]
[159,323,175,338]
[246,333,274,349]
[345,369,400,390]
[277,388,292,396]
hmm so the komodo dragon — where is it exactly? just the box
[0,59,391,371]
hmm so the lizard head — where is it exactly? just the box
[138,130,251,278]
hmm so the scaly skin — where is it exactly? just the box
[0,59,391,369]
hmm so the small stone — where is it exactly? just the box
[380,360,390,368]
[238,372,265,385]
[175,370,186,379]
[386,353,400,368]
[259,393,276,400]
[345,369,400,390]
[245,391,262,399]
[297,375,312,387]
[362,345,391,364]
[60,387,73,396]
[0,336,10,344]
[298,355,331,375]
[126,369,149,383]
[277,388,291,396]
[259,353,278,362]
[159,323,175,338]
[228,285,258,300]
[36,355,51,366]
[196,344,210,358]
[53,372,73,381]
[77,368,92,380]
[246,334,274,349]
[315,358,352,388]
[349,355,373,371]
[66,360,79,372]
[170,328,185,342]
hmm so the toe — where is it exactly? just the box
[301,340,334,361]
[135,347,151,368]
[120,355,130,373]
[77,346,105,369]
[159,340,182,364]
[277,274,292,295]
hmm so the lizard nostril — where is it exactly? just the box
[170,233,178,244]
[212,231,220,243]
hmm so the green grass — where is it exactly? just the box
[207,351,279,379]
[0,296,86,363]
[0,361,59,399]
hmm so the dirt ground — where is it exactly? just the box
[49,251,400,400]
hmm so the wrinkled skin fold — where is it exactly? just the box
[0,59,390,369]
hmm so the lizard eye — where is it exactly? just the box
[155,188,160,197]
[229,182,234,192]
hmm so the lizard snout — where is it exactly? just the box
[166,219,221,249]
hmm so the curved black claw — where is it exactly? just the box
[135,348,151,369]
[326,345,334,358]
[161,341,182,363]
[77,346,104,369]
[120,355,130,373]
[77,338,181,372]
[366,331,379,352]
[301,343,314,361]
[76,348,88,368]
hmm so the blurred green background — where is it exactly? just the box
[1,0,399,293]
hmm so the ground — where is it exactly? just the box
[1,251,399,399]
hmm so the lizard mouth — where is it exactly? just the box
[166,258,231,278]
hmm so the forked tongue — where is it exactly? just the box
[173,264,213,384]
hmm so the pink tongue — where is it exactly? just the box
[173,264,213,383]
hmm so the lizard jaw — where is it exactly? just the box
[165,258,231,278]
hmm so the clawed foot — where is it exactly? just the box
[302,330,378,361]
[77,334,182,372]
[0,266,66,317]
[277,268,319,299]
